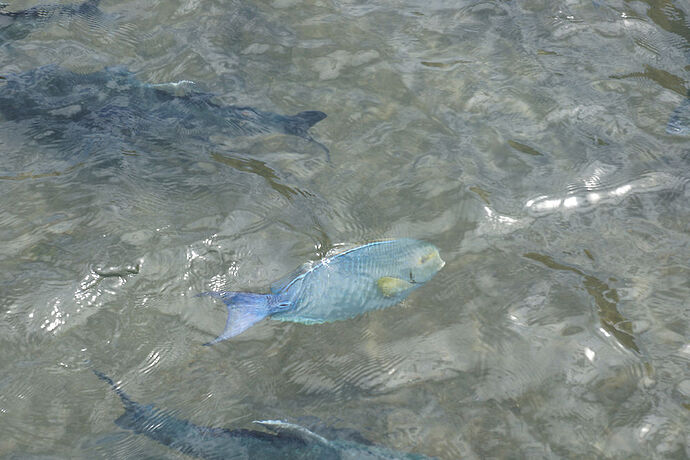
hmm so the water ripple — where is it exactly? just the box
[1,0,690,458]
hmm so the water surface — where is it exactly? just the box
[1,0,689,458]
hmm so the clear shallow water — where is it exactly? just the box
[1,0,689,458]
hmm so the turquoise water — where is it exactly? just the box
[1,0,688,458]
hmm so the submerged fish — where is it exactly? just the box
[93,370,435,459]
[0,65,327,160]
[666,91,690,136]
[0,0,103,39]
[199,239,445,345]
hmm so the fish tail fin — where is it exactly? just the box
[293,110,327,129]
[283,111,326,138]
[93,370,136,412]
[284,111,330,161]
[198,291,281,345]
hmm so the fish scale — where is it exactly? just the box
[199,239,445,345]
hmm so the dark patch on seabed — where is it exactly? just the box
[523,252,639,353]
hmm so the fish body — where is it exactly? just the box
[0,65,326,159]
[666,91,690,136]
[0,0,101,20]
[0,0,103,39]
[94,370,434,459]
[201,239,445,344]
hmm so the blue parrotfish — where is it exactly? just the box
[667,90,690,136]
[0,65,327,160]
[93,370,436,459]
[0,0,103,39]
[199,239,445,345]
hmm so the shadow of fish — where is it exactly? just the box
[93,370,435,459]
[667,90,690,136]
[0,65,327,161]
[0,0,103,39]
[198,239,445,345]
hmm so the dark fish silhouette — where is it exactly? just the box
[0,0,103,39]
[93,370,434,459]
[0,65,327,162]
[667,90,690,136]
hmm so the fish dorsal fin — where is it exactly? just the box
[377,276,414,297]
[253,420,332,446]
[148,80,201,97]
[270,262,315,294]
[294,417,375,446]
[269,244,370,294]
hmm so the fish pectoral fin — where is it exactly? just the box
[377,276,414,297]
[253,420,331,447]
[114,411,138,430]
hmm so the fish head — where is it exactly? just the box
[407,242,445,284]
